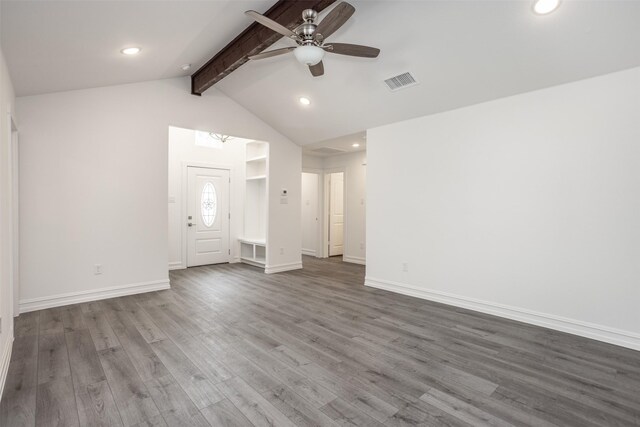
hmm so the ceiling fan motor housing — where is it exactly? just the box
[297,9,319,44]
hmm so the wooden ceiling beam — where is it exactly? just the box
[191,0,337,95]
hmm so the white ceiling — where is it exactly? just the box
[3,1,640,147]
[302,131,366,157]
[0,0,273,96]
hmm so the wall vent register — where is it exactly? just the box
[384,72,419,91]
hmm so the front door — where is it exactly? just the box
[187,167,230,267]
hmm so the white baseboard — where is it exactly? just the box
[365,276,640,351]
[302,249,316,257]
[19,279,171,313]
[265,262,303,274]
[0,334,14,401]
[343,255,366,265]
[168,262,184,271]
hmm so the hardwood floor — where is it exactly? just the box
[2,256,640,426]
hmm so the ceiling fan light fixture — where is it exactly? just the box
[294,45,325,66]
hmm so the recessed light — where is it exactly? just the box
[352,143,360,148]
[181,64,192,71]
[299,97,311,106]
[533,0,560,15]
[121,47,141,55]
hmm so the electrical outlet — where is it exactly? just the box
[94,264,103,275]
[279,248,284,255]
[402,262,408,272]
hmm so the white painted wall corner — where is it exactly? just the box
[168,262,184,271]
[343,255,366,265]
[265,262,303,274]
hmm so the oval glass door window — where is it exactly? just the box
[201,182,217,227]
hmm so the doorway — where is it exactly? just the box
[326,172,344,257]
[301,172,320,256]
[186,166,230,267]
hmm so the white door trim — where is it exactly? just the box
[322,167,347,259]
[180,162,233,270]
[9,115,19,317]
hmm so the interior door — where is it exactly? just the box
[187,167,230,267]
[329,172,344,256]
[301,172,319,255]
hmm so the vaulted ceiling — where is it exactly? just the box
[3,1,640,146]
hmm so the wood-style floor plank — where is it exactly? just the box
[66,329,106,387]
[75,380,124,427]
[97,346,160,426]
[2,257,640,426]
[0,386,36,427]
[13,311,40,337]
[3,335,39,397]
[200,398,253,427]
[149,339,224,409]
[218,376,297,427]
[37,333,70,385]
[84,311,121,351]
[39,308,64,335]
[35,376,80,427]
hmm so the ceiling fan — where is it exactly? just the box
[245,2,380,77]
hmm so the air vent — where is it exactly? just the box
[311,147,347,155]
[384,72,418,91]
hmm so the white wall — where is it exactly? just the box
[0,48,17,399]
[16,77,302,312]
[267,138,302,272]
[302,151,367,264]
[366,67,640,350]
[302,154,324,170]
[168,126,247,269]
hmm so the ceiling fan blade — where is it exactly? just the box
[309,61,324,77]
[245,10,299,40]
[326,43,380,58]
[249,47,296,60]
[314,2,355,40]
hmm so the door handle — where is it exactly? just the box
[188,222,196,227]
